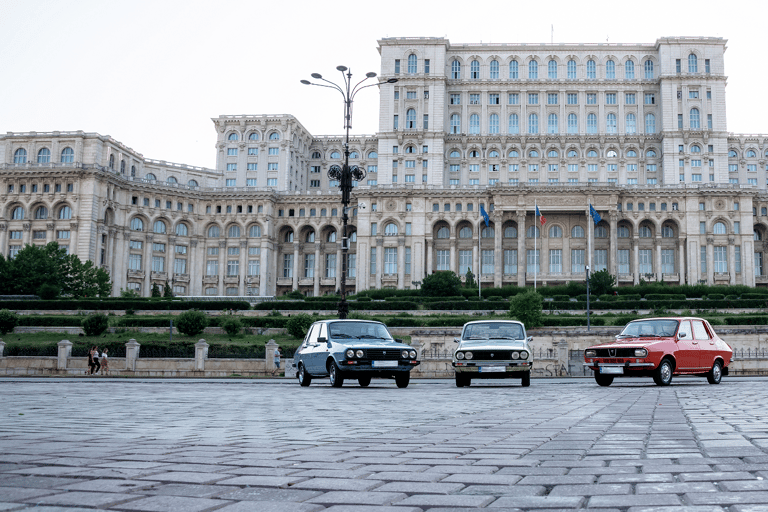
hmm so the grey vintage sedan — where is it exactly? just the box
[453,320,533,387]
[293,319,420,388]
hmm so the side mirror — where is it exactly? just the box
[678,332,687,339]
[526,336,533,343]
[454,337,460,343]
[395,338,403,343]
[317,337,327,344]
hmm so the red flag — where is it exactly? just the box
[540,216,546,226]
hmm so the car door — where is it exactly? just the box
[674,320,700,372]
[302,323,321,374]
[313,322,331,375]
[692,319,713,370]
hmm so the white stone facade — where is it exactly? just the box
[1,36,768,296]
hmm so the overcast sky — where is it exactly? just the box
[1,0,764,169]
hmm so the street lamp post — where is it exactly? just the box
[301,66,397,319]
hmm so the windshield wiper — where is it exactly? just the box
[616,334,634,338]
[357,335,388,339]
[490,336,518,340]
[465,336,488,340]
[331,333,354,339]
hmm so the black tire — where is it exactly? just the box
[521,371,531,387]
[358,376,371,387]
[707,360,723,385]
[653,359,674,386]
[455,373,469,387]
[329,361,344,388]
[595,373,614,386]
[395,372,410,388]
[298,364,311,387]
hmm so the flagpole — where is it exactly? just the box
[534,201,537,290]
[478,217,481,298]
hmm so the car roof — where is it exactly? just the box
[463,320,525,326]
[316,319,385,325]
[629,317,707,322]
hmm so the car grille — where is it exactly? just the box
[366,349,402,360]
[595,348,637,357]
[468,350,513,361]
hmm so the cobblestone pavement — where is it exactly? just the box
[1,376,768,511]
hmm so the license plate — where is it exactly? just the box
[373,360,398,368]
[600,366,624,374]
[479,366,507,373]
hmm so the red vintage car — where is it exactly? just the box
[584,317,733,386]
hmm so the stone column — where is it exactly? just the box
[450,239,457,274]
[259,239,270,296]
[376,237,383,289]
[0,223,7,257]
[292,242,300,291]
[556,339,569,376]
[191,239,201,295]
[0,339,4,358]
[125,339,140,371]
[494,219,502,287]
[239,241,247,295]
[397,237,405,289]
[728,236,736,285]
[218,240,226,294]
[609,212,618,277]
[195,339,209,371]
[678,239,686,284]
[46,222,55,244]
[265,339,278,375]
[57,339,72,371]
[69,222,79,256]
[143,235,153,296]
[633,238,640,284]
[314,242,321,296]
[425,239,433,276]
[22,223,31,246]
[706,237,714,285]
[335,244,342,293]
[655,235,662,281]
[517,214,526,287]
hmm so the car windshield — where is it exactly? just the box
[462,322,525,342]
[328,322,394,341]
[618,319,679,338]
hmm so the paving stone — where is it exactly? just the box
[0,475,87,489]
[0,487,57,501]
[627,506,726,512]
[459,484,546,496]
[397,494,494,508]
[59,478,159,492]
[721,480,768,491]
[517,474,597,485]
[114,495,229,511]
[27,491,139,508]
[319,506,423,512]
[307,490,408,505]
[137,483,233,498]
[636,481,719,494]
[679,471,757,482]
[215,487,322,502]
[489,495,585,508]
[598,473,676,484]
[548,483,631,496]
[687,491,768,505]
[588,493,682,507]
[136,471,234,484]
[292,477,383,491]
[374,481,464,494]
[731,506,768,512]
[212,475,307,487]
[367,471,446,482]
[441,473,522,485]
[215,502,325,512]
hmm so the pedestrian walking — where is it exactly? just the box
[272,347,281,376]
[100,348,109,375]
[91,346,101,375]
[87,346,96,375]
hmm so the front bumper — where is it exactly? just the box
[453,361,532,374]
[583,362,655,374]
[339,360,420,373]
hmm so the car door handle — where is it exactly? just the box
[692,341,698,345]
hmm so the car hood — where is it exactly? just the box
[332,340,410,350]
[588,338,669,349]
[457,341,529,351]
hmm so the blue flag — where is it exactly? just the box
[535,205,541,217]
[480,204,490,227]
[590,204,601,225]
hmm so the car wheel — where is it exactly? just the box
[653,359,674,386]
[521,371,531,387]
[358,376,371,387]
[395,373,410,388]
[595,373,614,386]
[329,362,344,388]
[455,373,469,387]
[298,364,311,387]
[707,360,723,385]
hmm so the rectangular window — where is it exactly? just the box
[247,178,258,186]
[325,253,336,278]
[661,249,675,274]
[436,250,449,271]
[394,59,400,73]
[405,247,411,275]
[549,249,562,274]
[369,247,376,275]
[267,178,277,186]
[450,93,461,105]
[605,93,617,105]
[689,90,699,99]
[406,91,417,99]
[248,259,260,276]
[607,164,617,173]
[587,93,597,104]
[528,93,538,104]
[32,230,46,239]
[424,59,430,73]
[504,249,517,274]
[151,256,165,273]
[714,246,728,273]
[227,148,237,156]
[174,258,187,274]
[639,249,653,274]
[508,93,519,105]
[248,148,258,155]
[153,243,166,253]
[481,249,494,275]
[423,114,428,129]
[267,163,278,171]
[708,114,713,129]
[206,259,219,276]
[678,114,683,129]
[128,254,142,270]
[588,164,598,173]
[282,254,293,278]
[383,248,397,275]
[393,115,398,129]
[625,93,636,104]
[226,163,237,171]
[676,59,681,73]
[644,93,655,105]
[547,93,558,105]
[489,93,500,104]
[617,249,629,274]
[226,179,236,187]
[459,250,473,274]
[246,163,257,171]
[735,246,741,273]
[729,164,738,172]
[526,249,540,274]
[567,93,578,105]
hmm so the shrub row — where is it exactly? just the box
[0,300,251,311]
[545,298,768,311]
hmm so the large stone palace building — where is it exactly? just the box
[2,36,768,297]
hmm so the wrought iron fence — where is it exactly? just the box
[732,348,768,360]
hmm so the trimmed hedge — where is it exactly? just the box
[0,300,251,311]
[644,294,687,301]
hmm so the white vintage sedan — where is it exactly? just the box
[452,320,533,387]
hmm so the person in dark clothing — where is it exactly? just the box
[90,346,101,375]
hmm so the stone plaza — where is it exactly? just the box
[1,376,768,511]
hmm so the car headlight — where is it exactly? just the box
[520,351,529,360]
[585,350,597,358]
[456,352,465,360]
[409,350,417,359]
[511,351,520,360]
[356,349,364,358]
[634,348,648,358]
[465,351,473,360]
[345,349,355,359]
[401,350,409,359]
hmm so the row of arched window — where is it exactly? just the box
[310,150,377,160]
[9,204,72,220]
[448,148,657,159]
[282,229,344,243]
[446,57,658,81]
[129,217,263,238]
[13,147,74,164]
[448,112,658,135]
[433,223,682,239]
[227,132,280,141]
[729,149,768,159]
[141,174,198,187]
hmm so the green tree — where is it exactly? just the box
[286,313,314,339]
[589,269,616,296]
[421,271,462,297]
[509,290,544,328]
[37,283,60,300]
[120,288,141,298]
[163,281,173,298]
[176,310,208,336]
[151,282,161,297]
[0,243,69,295]
[464,268,476,289]
[0,309,20,335]
[62,256,112,298]
[220,316,243,336]
[82,313,109,336]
